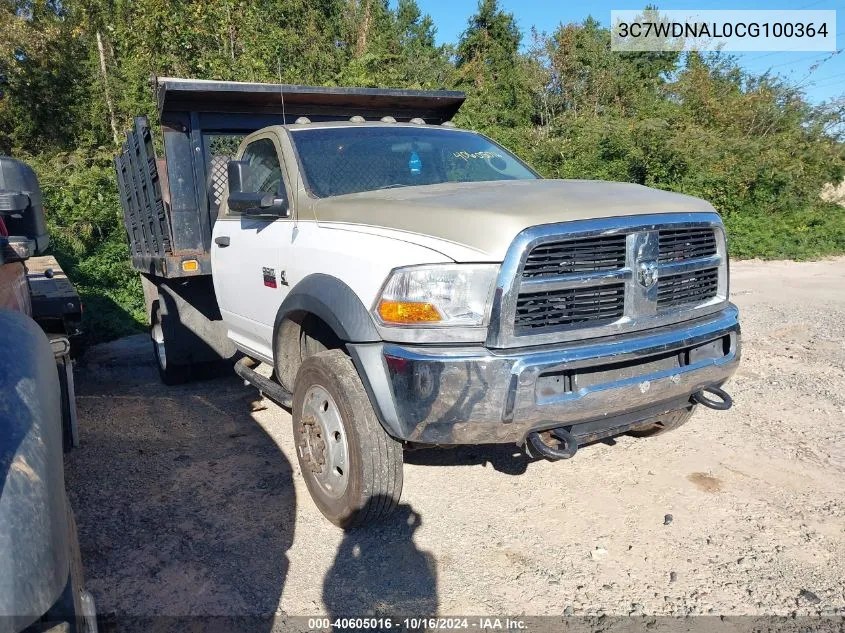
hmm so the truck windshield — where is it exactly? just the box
[290,126,538,198]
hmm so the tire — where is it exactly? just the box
[628,405,696,438]
[274,315,340,392]
[292,349,403,528]
[151,303,192,385]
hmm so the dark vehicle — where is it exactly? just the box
[0,157,96,633]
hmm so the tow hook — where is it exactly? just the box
[526,427,579,461]
[691,386,733,411]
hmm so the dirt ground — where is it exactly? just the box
[65,258,845,626]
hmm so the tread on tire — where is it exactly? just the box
[292,349,403,528]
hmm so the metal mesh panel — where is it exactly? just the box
[209,155,229,207]
[205,134,246,211]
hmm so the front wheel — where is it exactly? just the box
[292,349,403,528]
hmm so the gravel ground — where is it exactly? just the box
[65,258,845,626]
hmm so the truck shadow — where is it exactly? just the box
[404,444,539,475]
[404,436,621,475]
[65,336,294,633]
[323,499,437,628]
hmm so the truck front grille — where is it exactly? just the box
[515,284,625,333]
[658,228,717,263]
[522,235,626,278]
[503,221,726,343]
[657,267,719,309]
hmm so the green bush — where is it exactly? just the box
[29,149,145,344]
[725,205,845,260]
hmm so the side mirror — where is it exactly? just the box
[257,192,290,217]
[227,160,251,195]
[226,160,290,218]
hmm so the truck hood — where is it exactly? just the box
[312,179,718,261]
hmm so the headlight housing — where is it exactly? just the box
[374,264,499,328]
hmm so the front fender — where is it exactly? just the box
[0,310,69,632]
[274,273,381,344]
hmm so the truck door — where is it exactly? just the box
[211,133,295,362]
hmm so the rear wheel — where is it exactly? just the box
[292,349,403,528]
[151,304,192,385]
[628,406,696,438]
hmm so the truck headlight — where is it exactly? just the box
[374,264,499,327]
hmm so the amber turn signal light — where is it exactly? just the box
[377,300,442,324]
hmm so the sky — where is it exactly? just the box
[416,0,844,106]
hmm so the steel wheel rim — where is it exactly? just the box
[152,322,167,370]
[299,385,349,499]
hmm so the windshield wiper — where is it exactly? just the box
[375,183,412,190]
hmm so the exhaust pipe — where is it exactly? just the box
[527,427,579,461]
[691,385,733,411]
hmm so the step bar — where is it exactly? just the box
[233,357,293,408]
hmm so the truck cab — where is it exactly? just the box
[117,78,740,528]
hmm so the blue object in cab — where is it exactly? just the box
[408,151,422,175]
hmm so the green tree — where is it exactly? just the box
[454,0,531,128]
[0,0,97,153]
[338,0,450,88]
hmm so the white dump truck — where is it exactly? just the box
[116,77,740,527]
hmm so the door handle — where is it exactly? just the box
[215,236,230,247]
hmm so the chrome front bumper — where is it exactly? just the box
[348,305,741,446]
